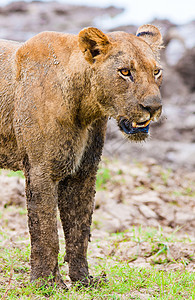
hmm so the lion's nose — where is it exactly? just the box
[141,95,162,121]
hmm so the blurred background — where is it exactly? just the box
[0,0,195,242]
[0,0,194,170]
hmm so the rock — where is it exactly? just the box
[175,47,195,92]
[104,202,132,222]
[139,205,158,219]
[0,1,28,14]
[0,175,25,207]
[161,67,188,98]
[95,190,108,209]
[175,211,195,224]
[131,191,163,205]
[0,1,123,41]
[92,210,121,233]
[166,38,186,66]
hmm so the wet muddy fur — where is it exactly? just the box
[57,119,106,285]
[23,118,107,288]
[0,25,163,288]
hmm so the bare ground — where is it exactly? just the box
[0,157,194,289]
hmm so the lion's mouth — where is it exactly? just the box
[118,117,151,135]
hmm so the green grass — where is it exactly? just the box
[0,227,194,299]
[160,169,172,185]
[1,259,194,299]
[1,265,194,299]
[0,169,25,179]
[96,167,111,190]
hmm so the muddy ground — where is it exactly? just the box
[0,158,194,289]
[0,0,194,289]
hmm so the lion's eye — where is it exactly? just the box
[119,69,134,82]
[120,69,130,76]
[154,69,162,77]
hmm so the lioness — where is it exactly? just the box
[0,25,163,288]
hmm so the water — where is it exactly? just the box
[1,0,195,27]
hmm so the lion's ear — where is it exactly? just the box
[136,24,163,57]
[78,27,110,64]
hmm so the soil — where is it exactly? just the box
[0,0,194,289]
[0,158,194,289]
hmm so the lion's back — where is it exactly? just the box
[0,39,21,105]
[0,40,22,170]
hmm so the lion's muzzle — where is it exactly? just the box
[118,97,162,140]
[141,94,162,122]
[119,117,150,135]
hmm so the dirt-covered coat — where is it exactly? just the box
[0,25,163,287]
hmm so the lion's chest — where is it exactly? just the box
[48,128,89,181]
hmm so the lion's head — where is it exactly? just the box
[79,24,163,142]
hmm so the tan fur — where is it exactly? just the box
[0,25,163,287]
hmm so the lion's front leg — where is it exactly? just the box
[58,172,96,285]
[24,157,67,288]
[58,118,107,286]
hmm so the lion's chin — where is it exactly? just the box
[125,131,149,142]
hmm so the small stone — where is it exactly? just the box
[0,175,25,207]
[139,204,158,219]
[175,212,195,224]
